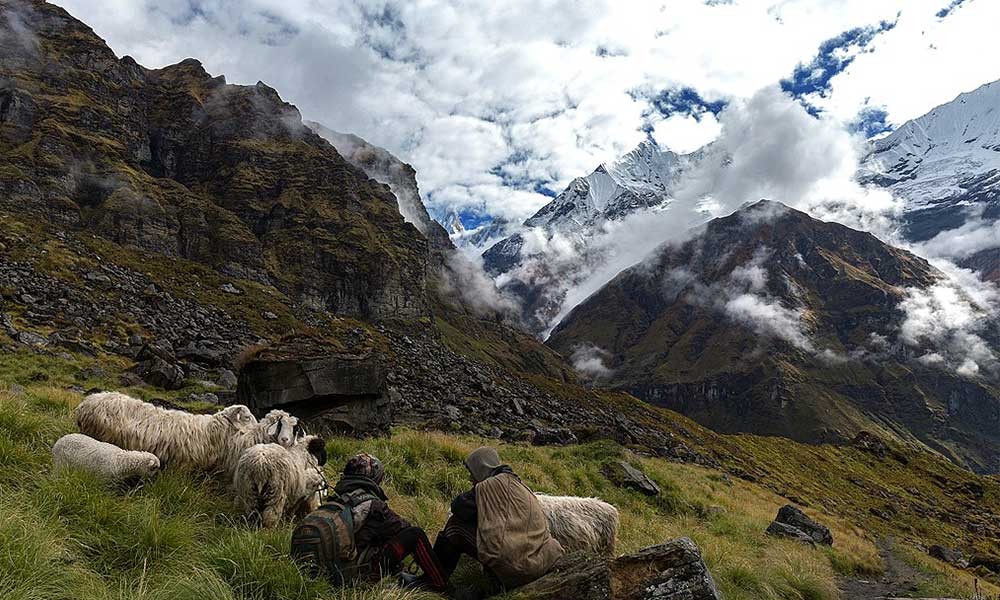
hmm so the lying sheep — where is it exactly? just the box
[75,391,258,471]
[52,433,161,482]
[535,494,619,556]
[234,435,328,528]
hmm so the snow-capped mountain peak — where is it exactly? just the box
[522,138,696,233]
[860,79,1000,241]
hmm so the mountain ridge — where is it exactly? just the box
[549,200,1000,473]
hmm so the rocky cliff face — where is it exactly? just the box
[549,201,1000,472]
[0,0,429,320]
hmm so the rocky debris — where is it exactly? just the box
[382,325,719,465]
[529,422,578,446]
[16,331,48,347]
[928,545,967,568]
[262,311,278,320]
[603,460,661,496]
[237,336,391,436]
[968,554,1000,574]
[219,283,242,295]
[766,521,817,546]
[852,431,889,459]
[216,369,238,390]
[513,537,721,600]
[768,505,833,546]
[131,344,185,390]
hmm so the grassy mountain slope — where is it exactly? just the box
[3,344,1000,599]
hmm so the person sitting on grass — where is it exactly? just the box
[291,453,446,591]
[430,446,564,590]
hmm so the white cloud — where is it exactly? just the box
[56,0,933,222]
[898,280,998,377]
[651,113,722,154]
[814,0,1000,126]
[570,343,613,379]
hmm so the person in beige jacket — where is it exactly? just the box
[431,446,564,589]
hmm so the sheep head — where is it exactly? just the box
[220,405,257,429]
[261,410,305,448]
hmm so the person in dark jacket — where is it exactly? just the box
[333,453,446,591]
[431,447,563,588]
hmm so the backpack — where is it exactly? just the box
[289,490,374,584]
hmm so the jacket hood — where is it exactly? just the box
[333,475,388,501]
[465,446,502,483]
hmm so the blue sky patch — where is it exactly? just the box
[644,87,727,120]
[781,19,897,112]
[937,0,969,19]
[851,106,893,139]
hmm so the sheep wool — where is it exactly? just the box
[74,391,257,471]
[52,433,160,482]
[219,409,305,477]
[535,494,620,556]
[233,435,326,528]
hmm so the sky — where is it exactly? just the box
[57,0,1000,225]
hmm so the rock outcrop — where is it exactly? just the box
[513,537,721,600]
[236,336,391,436]
[767,505,833,546]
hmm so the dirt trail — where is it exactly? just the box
[838,538,928,600]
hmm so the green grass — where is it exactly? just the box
[0,381,892,600]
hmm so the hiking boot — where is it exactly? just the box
[397,572,425,590]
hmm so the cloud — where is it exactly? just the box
[913,215,1000,260]
[57,0,917,222]
[722,293,814,352]
[898,280,998,377]
[525,86,903,335]
[569,343,612,379]
[437,252,520,318]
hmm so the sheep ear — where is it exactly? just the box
[266,420,280,437]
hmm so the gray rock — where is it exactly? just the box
[83,271,112,284]
[765,521,816,546]
[189,392,220,405]
[603,459,661,496]
[216,368,238,389]
[16,331,48,347]
[220,283,242,295]
[237,337,391,436]
[513,537,720,600]
[8,383,26,396]
[444,404,462,421]
[262,311,278,320]
[132,354,185,390]
[928,544,967,568]
[772,505,832,546]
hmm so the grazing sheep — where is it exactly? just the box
[535,494,619,556]
[52,433,161,482]
[74,391,257,471]
[234,435,328,528]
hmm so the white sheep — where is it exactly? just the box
[74,391,258,472]
[535,494,619,556]
[233,435,328,528]
[219,409,307,477]
[52,433,161,482]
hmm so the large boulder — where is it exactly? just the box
[928,544,967,568]
[513,537,721,600]
[769,505,833,546]
[236,336,391,436]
